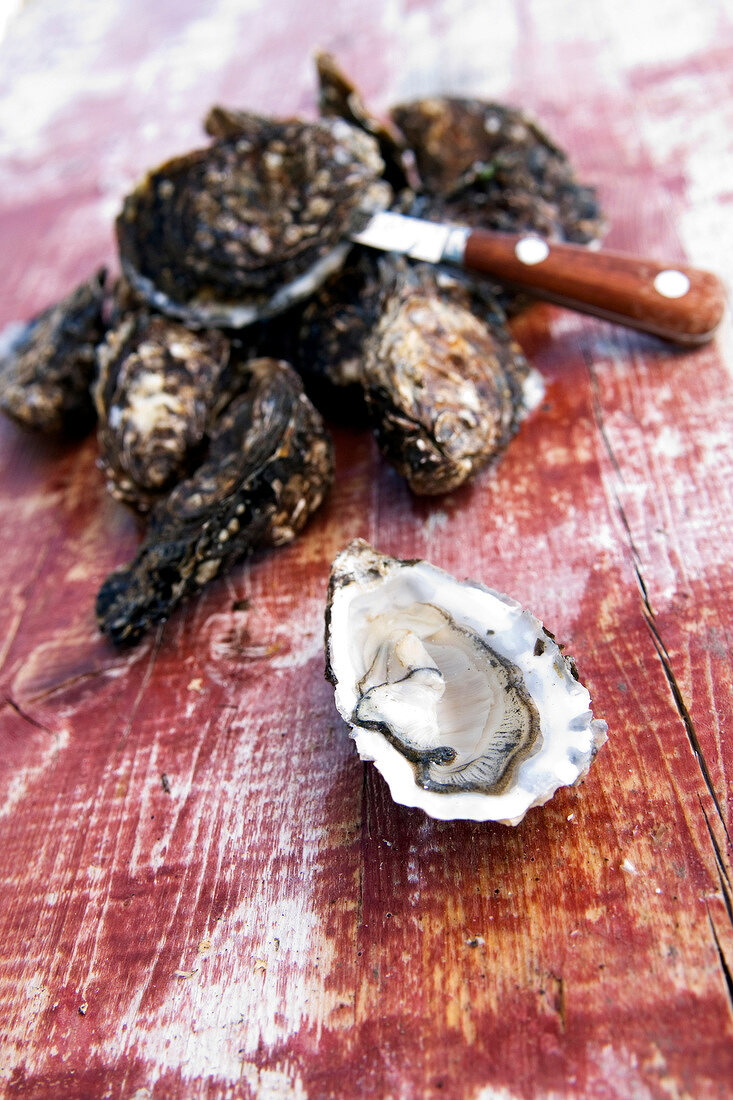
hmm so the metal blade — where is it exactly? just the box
[351,211,454,264]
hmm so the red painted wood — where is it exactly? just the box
[1,2,732,1098]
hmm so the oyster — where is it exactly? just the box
[391,97,604,245]
[94,312,232,511]
[315,51,412,193]
[293,247,382,423]
[97,358,333,645]
[117,114,392,328]
[0,270,106,435]
[311,59,605,314]
[106,273,147,327]
[326,541,607,824]
[362,259,542,494]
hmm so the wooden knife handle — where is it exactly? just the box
[461,230,726,345]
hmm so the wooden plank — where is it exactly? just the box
[1,1,732,1097]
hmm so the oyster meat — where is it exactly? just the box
[117,113,391,328]
[362,259,543,494]
[95,312,232,511]
[326,541,607,824]
[97,358,333,645]
[0,270,107,435]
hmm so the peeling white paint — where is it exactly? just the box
[653,426,685,460]
[474,1086,524,1100]
[0,725,69,821]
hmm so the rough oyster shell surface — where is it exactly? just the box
[326,541,607,824]
[95,312,232,511]
[117,114,392,328]
[292,247,382,423]
[390,97,604,245]
[315,51,412,193]
[97,358,333,645]
[0,270,107,435]
[362,259,543,494]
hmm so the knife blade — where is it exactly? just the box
[351,211,726,346]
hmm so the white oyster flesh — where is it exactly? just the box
[326,540,607,824]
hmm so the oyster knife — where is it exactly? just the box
[352,211,726,345]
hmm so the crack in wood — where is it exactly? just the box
[700,796,733,929]
[357,764,367,930]
[587,350,733,999]
[551,973,566,1031]
[700,795,732,889]
[2,692,55,736]
[22,663,116,706]
[643,612,731,848]
[706,905,733,1014]
[586,354,731,846]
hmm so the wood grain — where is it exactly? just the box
[1,1,732,1098]
[462,231,726,344]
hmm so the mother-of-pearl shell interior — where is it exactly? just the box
[327,541,607,824]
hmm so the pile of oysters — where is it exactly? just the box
[0,56,607,819]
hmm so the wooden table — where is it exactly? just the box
[1,2,732,1097]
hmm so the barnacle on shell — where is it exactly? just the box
[0,270,106,435]
[362,259,542,494]
[326,541,607,823]
[96,358,333,645]
[94,312,233,511]
[117,114,392,328]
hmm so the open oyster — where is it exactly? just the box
[97,358,333,645]
[326,541,607,824]
[0,270,107,435]
[117,114,391,328]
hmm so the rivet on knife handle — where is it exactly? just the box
[459,229,726,346]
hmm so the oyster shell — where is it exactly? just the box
[362,259,542,494]
[117,114,391,328]
[315,51,412,193]
[0,270,106,435]
[94,312,232,511]
[292,247,382,423]
[390,97,604,245]
[326,541,607,824]
[97,358,333,645]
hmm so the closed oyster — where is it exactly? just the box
[391,97,604,245]
[326,541,607,824]
[0,270,106,435]
[107,273,146,327]
[97,358,333,645]
[362,259,542,494]
[117,114,391,328]
[94,312,232,511]
[293,247,382,423]
[315,51,412,193]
